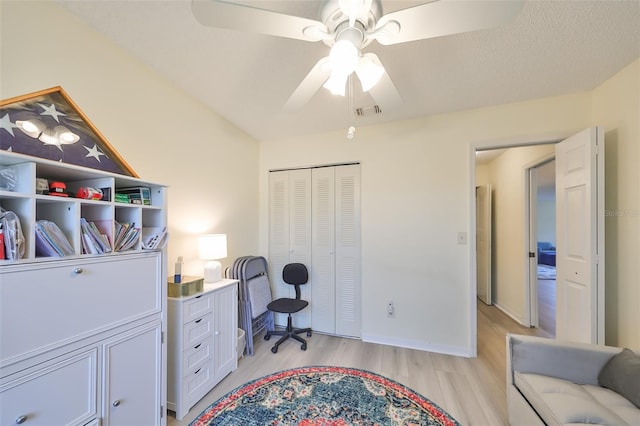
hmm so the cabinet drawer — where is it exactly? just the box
[183,337,213,375]
[184,314,213,349]
[183,363,214,411]
[0,253,161,363]
[183,294,213,324]
[0,349,98,426]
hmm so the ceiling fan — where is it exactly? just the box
[192,0,524,112]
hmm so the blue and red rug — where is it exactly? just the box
[191,365,460,425]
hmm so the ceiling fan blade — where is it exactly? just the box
[283,57,332,112]
[374,0,524,45]
[366,56,402,111]
[192,0,329,42]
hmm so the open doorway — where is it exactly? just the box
[474,144,556,331]
[528,159,556,338]
[472,127,605,351]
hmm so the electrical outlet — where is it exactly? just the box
[386,300,394,318]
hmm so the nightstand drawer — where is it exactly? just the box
[183,338,212,374]
[183,314,213,349]
[183,364,214,410]
[182,294,213,324]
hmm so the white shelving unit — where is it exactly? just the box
[0,150,168,426]
[0,151,166,261]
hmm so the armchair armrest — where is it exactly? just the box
[506,334,621,387]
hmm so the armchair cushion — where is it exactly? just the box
[598,348,640,408]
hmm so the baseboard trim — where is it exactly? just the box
[493,302,526,326]
[361,333,472,358]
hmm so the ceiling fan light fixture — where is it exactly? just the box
[323,71,349,96]
[328,39,359,76]
[355,52,384,92]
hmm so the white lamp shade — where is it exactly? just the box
[199,234,227,283]
[198,234,227,260]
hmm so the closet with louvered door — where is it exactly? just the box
[268,169,312,328]
[268,164,361,338]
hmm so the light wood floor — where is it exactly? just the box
[168,302,548,426]
[537,278,556,337]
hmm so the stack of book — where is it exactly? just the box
[80,218,112,254]
[141,226,168,250]
[113,221,140,252]
[35,220,74,257]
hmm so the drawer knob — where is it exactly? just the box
[73,268,83,274]
[112,400,121,407]
[15,415,27,424]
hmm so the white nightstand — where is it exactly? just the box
[166,279,239,420]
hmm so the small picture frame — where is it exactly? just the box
[0,86,137,177]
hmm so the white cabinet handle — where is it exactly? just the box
[15,415,27,424]
[112,400,121,407]
[73,268,83,274]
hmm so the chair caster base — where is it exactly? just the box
[271,345,278,353]
[301,343,307,351]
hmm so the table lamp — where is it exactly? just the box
[198,234,227,283]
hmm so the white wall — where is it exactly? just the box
[0,1,260,275]
[260,93,592,355]
[537,199,556,245]
[592,59,640,349]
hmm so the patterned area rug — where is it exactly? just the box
[191,366,460,426]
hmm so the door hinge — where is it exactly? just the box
[161,405,164,418]
[161,331,165,344]
[529,252,536,258]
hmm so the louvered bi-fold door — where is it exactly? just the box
[311,167,336,334]
[310,164,361,337]
[270,165,360,337]
[268,169,312,328]
[333,165,361,337]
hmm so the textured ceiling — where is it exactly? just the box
[55,0,640,141]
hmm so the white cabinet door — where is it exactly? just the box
[213,284,238,382]
[102,322,162,426]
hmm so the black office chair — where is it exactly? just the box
[264,263,312,353]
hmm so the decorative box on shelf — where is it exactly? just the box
[168,276,204,298]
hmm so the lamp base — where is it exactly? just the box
[204,260,222,283]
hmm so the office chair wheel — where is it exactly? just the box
[264,334,271,341]
[271,345,278,354]
[307,331,312,337]
[301,343,307,351]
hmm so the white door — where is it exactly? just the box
[476,184,492,305]
[334,164,361,337]
[268,169,312,327]
[311,166,336,334]
[555,127,604,344]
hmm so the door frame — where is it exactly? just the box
[468,132,568,356]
